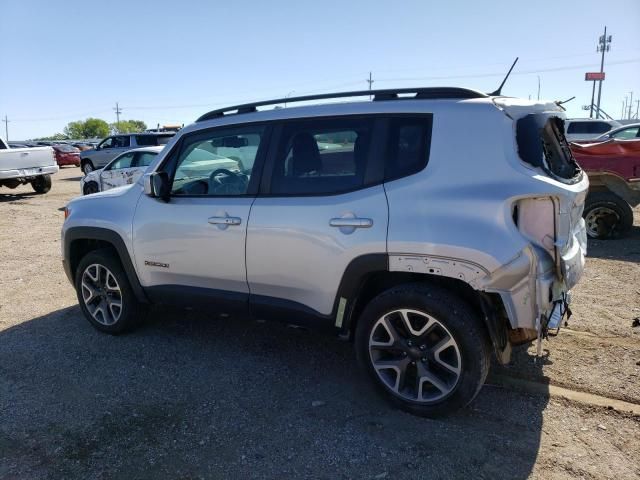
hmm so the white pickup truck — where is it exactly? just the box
[0,137,59,193]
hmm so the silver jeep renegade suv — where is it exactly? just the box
[62,87,588,416]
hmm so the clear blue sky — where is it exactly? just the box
[1,0,639,140]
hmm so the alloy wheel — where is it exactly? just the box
[368,309,461,403]
[81,264,123,326]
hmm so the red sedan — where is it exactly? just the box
[52,144,81,167]
[570,133,640,239]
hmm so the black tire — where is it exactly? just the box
[82,161,95,175]
[75,249,145,334]
[83,181,99,195]
[31,174,52,194]
[584,191,633,239]
[355,283,491,417]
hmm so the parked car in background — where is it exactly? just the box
[571,136,640,239]
[590,123,640,142]
[62,88,588,417]
[52,144,81,167]
[80,146,163,195]
[8,142,29,149]
[564,118,621,142]
[0,136,58,193]
[80,133,175,174]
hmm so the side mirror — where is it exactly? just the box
[143,172,170,202]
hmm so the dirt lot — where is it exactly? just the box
[1,167,639,480]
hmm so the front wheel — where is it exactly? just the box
[31,175,52,194]
[83,181,99,195]
[75,249,145,334]
[355,283,490,417]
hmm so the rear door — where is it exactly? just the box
[246,116,388,326]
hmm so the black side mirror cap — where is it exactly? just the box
[144,172,170,202]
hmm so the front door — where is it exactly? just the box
[246,116,388,325]
[132,124,269,314]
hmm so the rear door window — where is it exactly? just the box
[113,136,131,148]
[269,118,374,195]
[567,122,612,134]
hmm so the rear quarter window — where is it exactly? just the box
[384,116,432,182]
[567,121,611,134]
[516,115,581,183]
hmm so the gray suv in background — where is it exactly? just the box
[80,133,174,174]
[62,87,588,416]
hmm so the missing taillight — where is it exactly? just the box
[515,197,556,259]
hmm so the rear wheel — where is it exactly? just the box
[584,191,633,239]
[82,161,95,175]
[75,249,145,334]
[355,283,490,417]
[31,175,51,194]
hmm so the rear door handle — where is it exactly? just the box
[208,216,241,226]
[329,217,373,228]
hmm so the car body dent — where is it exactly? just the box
[385,100,587,332]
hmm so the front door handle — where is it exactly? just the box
[208,216,241,226]
[329,217,373,228]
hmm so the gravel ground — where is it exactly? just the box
[1,167,639,480]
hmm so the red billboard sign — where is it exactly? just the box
[585,72,605,81]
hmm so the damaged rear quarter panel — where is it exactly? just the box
[385,100,588,330]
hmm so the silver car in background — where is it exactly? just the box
[80,133,174,174]
[80,146,163,195]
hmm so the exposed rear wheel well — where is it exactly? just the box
[347,271,510,362]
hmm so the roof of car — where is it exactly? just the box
[565,118,620,123]
[197,87,488,122]
[609,122,640,130]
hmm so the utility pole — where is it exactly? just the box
[1,115,8,141]
[537,76,541,100]
[628,92,634,120]
[621,98,627,119]
[589,81,597,118]
[113,102,122,132]
[635,99,640,119]
[366,72,374,99]
[595,26,612,119]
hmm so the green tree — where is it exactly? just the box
[63,118,110,139]
[111,119,147,134]
[34,133,69,141]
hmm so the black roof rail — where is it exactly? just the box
[196,87,488,122]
